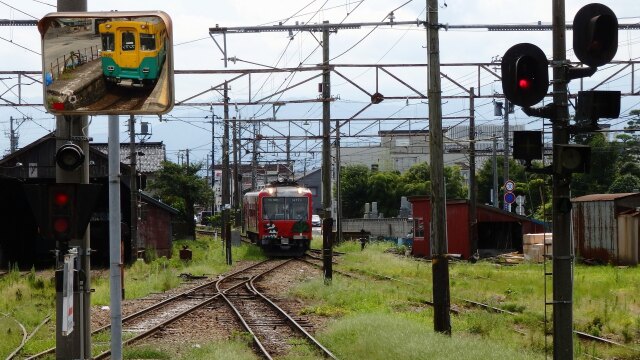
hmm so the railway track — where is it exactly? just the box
[24,259,337,359]
[217,258,337,359]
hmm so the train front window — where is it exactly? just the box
[101,33,114,51]
[140,33,156,51]
[262,197,308,220]
[122,31,136,51]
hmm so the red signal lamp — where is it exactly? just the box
[54,192,70,207]
[53,217,70,233]
[518,78,531,90]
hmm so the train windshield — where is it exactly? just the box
[122,31,136,51]
[140,33,156,51]
[262,197,308,220]
[101,33,115,51]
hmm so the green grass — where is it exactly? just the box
[319,313,540,360]
[316,240,640,359]
[3,236,640,359]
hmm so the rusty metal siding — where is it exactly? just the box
[616,212,639,265]
[138,205,173,258]
[572,200,617,262]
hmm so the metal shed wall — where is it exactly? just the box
[572,200,618,263]
[616,212,639,265]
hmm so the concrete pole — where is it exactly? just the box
[468,87,478,257]
[321,22,333,283]
[210,107,216,213]
[223,82,232,265]
[426,0,451,334]
[551,0,573,358]
[128,115,138,267]
[108,115,123,360]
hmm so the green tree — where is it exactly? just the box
[571,133,620,196]
[608,174,640,193]
[367,171,402,217]
[148,161,213,239]
[339,165,370,218]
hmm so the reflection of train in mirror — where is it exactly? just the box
[243,180,313,257]
[98,18,167,87]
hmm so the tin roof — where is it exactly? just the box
[92,142,166,174]
[571,193,639,202]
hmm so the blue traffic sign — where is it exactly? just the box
[504,192,516,204]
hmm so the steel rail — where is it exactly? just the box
[25,260,275,359]
[250,267,338,359]
[92,259,279,360]
[215,259,294,360]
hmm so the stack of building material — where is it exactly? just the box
[523,233,552,263]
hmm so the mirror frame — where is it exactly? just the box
[39,11,174,115]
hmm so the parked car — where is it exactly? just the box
[199,211,212,226]
[311,214,321,227]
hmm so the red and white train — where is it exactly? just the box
[242,180,313,256]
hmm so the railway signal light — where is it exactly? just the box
[513,131,543,167]
[574,90,621,130]
[56,142,85,171]
[573,3,618,68]
[554,144,591,175]
[50,185,74,241]
[501,43,549,107]
[24,184,103,242]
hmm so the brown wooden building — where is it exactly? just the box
[0,133,177,267]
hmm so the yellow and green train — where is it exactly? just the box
[98,18,167,86]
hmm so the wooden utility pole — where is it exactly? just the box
[426,0,450,334]
[551,0,573,357]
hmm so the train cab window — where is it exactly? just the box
[140,34,156,51]
[101,33,115,51]
[122,31,136,51]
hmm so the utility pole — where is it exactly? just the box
[335,116,342,244]
[210,106,216,214]
[222,82,232,265]
[468,87,478,258]
[503,99,510,211]
[252,120,258,190]
[321,21,333,284]
[8,116,30,153]
[232,116,240,223]
[492,135,499,208]
[551,0,573,357]
[426,0,450,335]
[128,115,137,292]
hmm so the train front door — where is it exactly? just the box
[117,27,139,71]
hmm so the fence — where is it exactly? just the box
[46,45,101,80]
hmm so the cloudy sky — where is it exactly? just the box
[1,0,639,170]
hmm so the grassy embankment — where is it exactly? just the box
[1,235,638,359]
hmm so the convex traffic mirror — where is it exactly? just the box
[39,11,174,115]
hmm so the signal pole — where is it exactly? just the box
[321,22,333,284]
[426,0,451,335]
[55,1,90,359]
[551,1,573,357]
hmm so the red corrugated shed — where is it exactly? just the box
[408,196,545,259]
